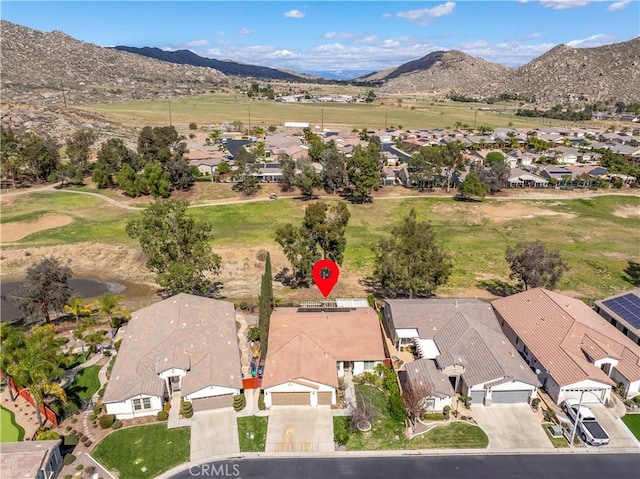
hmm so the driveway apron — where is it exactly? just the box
[190,408,240,462]
[472,404,553,450]
[266,406,334,453]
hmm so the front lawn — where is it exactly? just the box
[335,384,407,450]
[0,405,25,442]
[237,416,268,452]
[408,422,489,449]
[542,423,569,448]
[622,415,640,441]
[92,424,189,479]
[65,365,101,403]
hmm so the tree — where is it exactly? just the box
[13,257,72,323]
[275,201,350,285]
[165,157,195,191]
[0,324,26,400]
[64,297,91,323]
[479,160,510,193]
[403,384,432,428]
[408,147,439,190]
[279,156,297,192]
[321,147,347,194]
[623,261,640,287]
[115,163,147,197]
[93,293,130,338]
[97,138,141,171]
[126,199,222,295]
[19,133,60,183]
[440,142,467,192]
[142,163,171,198]
[485,151,505,165]
[505,241,569,290]
[0,127,22,188]
[91,161,113,189]
[65,129,97,174]
[346,144,381,203]
[373,209,453,297]
[6,325,66,425]
[232,147,260,195]
[295,165,322,197]
[258,253,273,357]
[458,171,490,199]
[137,126,186,165]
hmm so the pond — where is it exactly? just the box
[0,277,156,323]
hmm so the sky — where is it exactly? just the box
[2,1,639,78]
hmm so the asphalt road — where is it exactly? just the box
[171,454,640,479]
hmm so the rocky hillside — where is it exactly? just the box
[0,20,228,106]
[375,50,512,98]
[113,46,313,81]
[510,38,640,105]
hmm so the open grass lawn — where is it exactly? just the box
[237,416,268,452]
[65,365,101,403]
[622,415,640,441]
[82,91,590,132]
[0,405,25,442]
[3,190,638,300]
[408,422,489,449]
[92,424,189,479]
[339,384,408,450]
[542,423,569,448]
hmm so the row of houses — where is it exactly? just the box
[101,288,640,419]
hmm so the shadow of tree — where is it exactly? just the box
[477,279,520,297]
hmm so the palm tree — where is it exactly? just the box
[93,293,130,338]
[0,324,26,401]
[73,316,97,359]
[7,326,66,425]
[64,297,91,323]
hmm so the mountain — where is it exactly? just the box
[0,20,227,106]
[510,38,640,104]
[374,50,513,98]
[113,46,313,81]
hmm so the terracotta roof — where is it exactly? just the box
[262,307,386,388]
[492,288,640,387]
[103,294,242,403]
[385,299,539,388]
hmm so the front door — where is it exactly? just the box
[170,376,181,392]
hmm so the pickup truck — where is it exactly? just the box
[562,398,610,446]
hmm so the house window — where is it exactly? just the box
[133,397,153,411]
[363,361,375,370]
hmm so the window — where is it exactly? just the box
[133,397,153,411]
[363,361,375,370]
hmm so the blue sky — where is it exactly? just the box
[2,1,639,76]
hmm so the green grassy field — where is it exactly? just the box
[65,365,101,403]
[408,422,489,449]
[2,190,638,300]
[81,92,584,131]
[237,416,268,452]
[622,414,640,440]
[0,405,25,442]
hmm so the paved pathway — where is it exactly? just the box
[168,392,191,429]
[235,313,251,378]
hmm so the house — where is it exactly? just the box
[508,168,549,188]
[594,289,640,346]
[383,299,540,409]
[262,305,386,407]
[103,294,242,418]
[492,288,640,404]
[0,440,62,479]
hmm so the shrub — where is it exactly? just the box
[388,390,406,423]
[233,394,246,411]
[113,339,122,351]
[157,410,169,421]
[93,405,102,416]
[443,405,451,420]
[64,475,73,479]
[256,249,269,261]
[258,392,266,411]
[334,417,350,445]
[531,398,541,410]
[63,434,80,446]
[543,407,558,424]
[88,413,97,421]
[189,122,198,130]
[111,419,123,429]
[85,466,95,474]
[71,417,78,423]
[63,454,76,466]
[36,430,60,441]
[83,440,92,448]
[98,388,105,397]
[248,326,260,342]
[99,414,116,429]
[76,464,84,471]
[181,400,194,418]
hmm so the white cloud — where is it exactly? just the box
[381,12,392,18]
[237,28,254,36]
[216,31,225,36]
[325,32,353,39]
[397,2,456,25]
[525,32,542,39]
[185,40,210,48]
[284,9,305,18]
[566,33,617,47]
[358,35,378,44]
[381,39,400,48]
[608,0,630,10]
[539,0,590,9]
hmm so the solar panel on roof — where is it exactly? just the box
[602,293,640,330]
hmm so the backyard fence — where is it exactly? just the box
[0,372,59,427]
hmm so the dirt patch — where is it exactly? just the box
[1,214,74,242]
[431,202,576,224]
[612,205,640,218]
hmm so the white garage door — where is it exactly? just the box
[561,388,607,403]
[492,390,531,404]
[469,390,485,405]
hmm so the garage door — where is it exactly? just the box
[469,390,485,405]
[271,392,310,406]
[192,394,234,412]
[492,390,531,404]
[318,392,333,405]
[561,389,607,403]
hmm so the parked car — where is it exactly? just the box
[562,398,610,446]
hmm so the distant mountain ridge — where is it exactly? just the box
[113,46,314,81]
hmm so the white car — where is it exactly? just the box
[562,399,610,446]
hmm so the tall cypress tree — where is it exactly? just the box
[258,253,274,357]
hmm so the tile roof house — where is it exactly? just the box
[262,306,386,407]
[383,299,540,409]
[594,288,640,347]
[103,294,242,418]
[0,440,62,479]
[492,288,640,404]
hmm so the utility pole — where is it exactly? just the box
[60,83,68,109]
[168,100,172,126]
[474,109,478,130]
[321,107,324,132]
[385,109,388,130]
[248,104,251,134]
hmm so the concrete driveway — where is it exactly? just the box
[589,404,639,450]
[190,408,239,462]
[265,406,334,453]
[472,404,552,450]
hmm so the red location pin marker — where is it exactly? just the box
[312,259,340,298]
